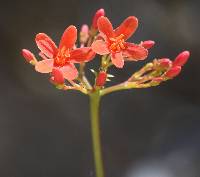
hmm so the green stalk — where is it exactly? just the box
[89,91,104,177]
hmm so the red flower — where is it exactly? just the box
[91,16,148,68]
[35,25,95,80]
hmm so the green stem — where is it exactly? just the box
[100,81,157,96]
[100,82,129,96]
[89,91,104,177]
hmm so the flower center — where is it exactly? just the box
[109,34,126,52]
[54,47,70,67]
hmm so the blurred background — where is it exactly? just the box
[0,0,200,176]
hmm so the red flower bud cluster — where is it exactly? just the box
[151,51,190,83]
[131,51,190,87]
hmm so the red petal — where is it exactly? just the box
[35,33,58,58]
[91,40,110,55]
[35,59,53,73]
[111,52,124,68]
[59,25,77,49]
[51,68,65,84]
[60,63,78,80]
[114,16,138,40]
[97,16,114,38]
[124,43,148,60]
[70,47,96,63]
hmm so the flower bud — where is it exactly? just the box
[158,58,172,68]
[141,40,155,49]
[81,24,89,34]
[80,24,89,44]
[173,51,190,67]
[51,68,65,85]
[96,71,107,87]
[22,49,36,64]
[165,66,181,78]
[92,8,105,29]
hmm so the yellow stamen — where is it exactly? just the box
[109,34,126,52]
[54,47,71,66]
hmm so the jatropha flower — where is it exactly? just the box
[21,9,190,177]
[91,16,149,68]
[34,25,95,80]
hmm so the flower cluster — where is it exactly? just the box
[22,9,190,95]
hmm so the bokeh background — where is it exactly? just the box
[0,0,200,176]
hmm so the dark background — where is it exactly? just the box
[0,0,200,177]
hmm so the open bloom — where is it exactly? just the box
[35,25,95,80]
[91,16,148,68]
